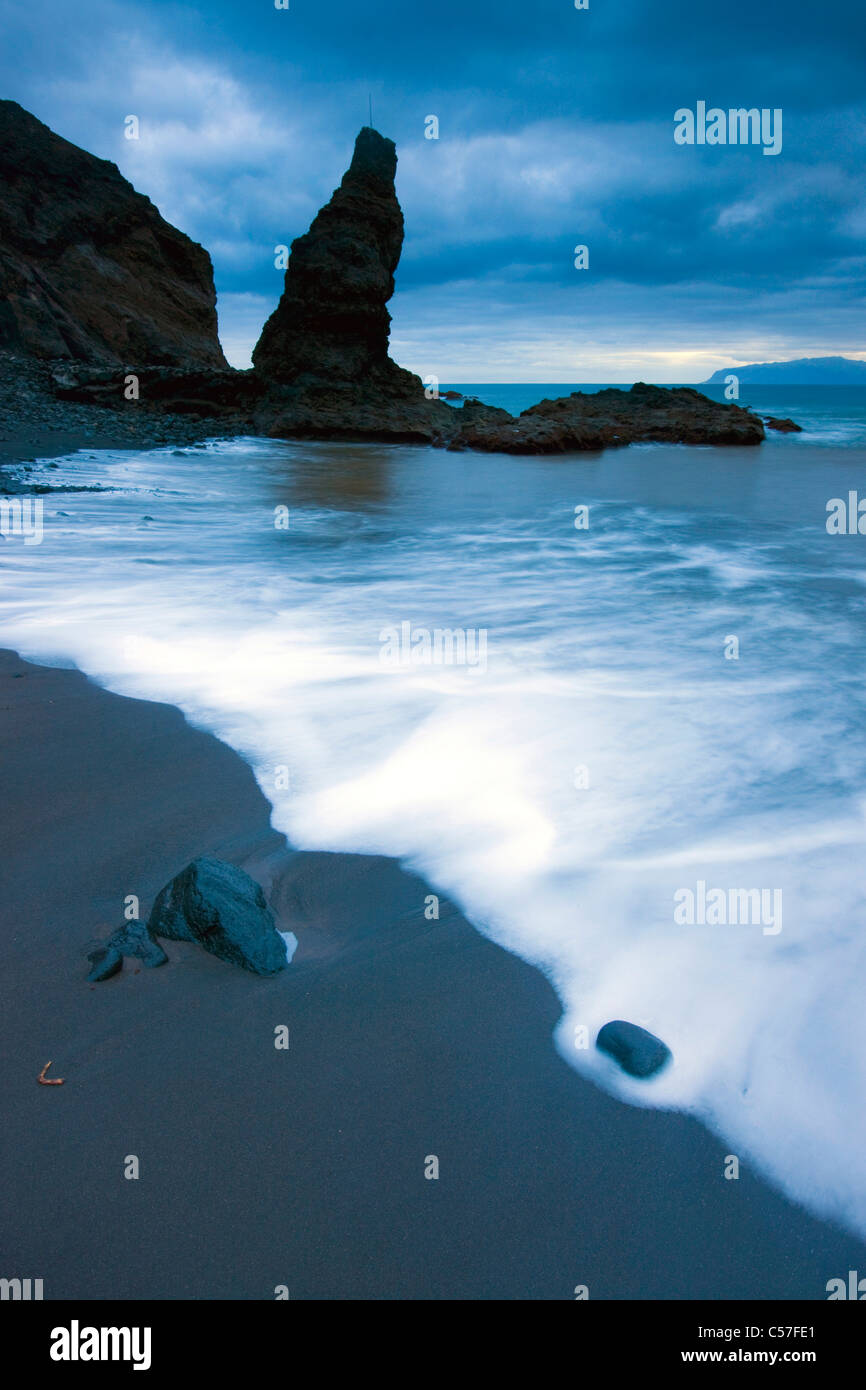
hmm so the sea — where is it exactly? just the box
[3,381,866,1235]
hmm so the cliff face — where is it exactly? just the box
[0,100,227,369]
[252,127,406,386]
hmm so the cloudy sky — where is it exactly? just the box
[2,0,863,380]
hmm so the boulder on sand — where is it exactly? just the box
[596,1019,672,1078]
[148,856,287,976]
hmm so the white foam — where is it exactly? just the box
[279,931,299,963]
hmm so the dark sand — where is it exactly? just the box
[1,648,864,1300]
[0,422,224,468]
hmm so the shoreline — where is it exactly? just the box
[0,349,233,473]
[0,347,769,470]
[2,646,864,1299]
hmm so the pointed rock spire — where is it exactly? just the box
[252,127,405,384]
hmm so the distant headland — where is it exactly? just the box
[704,356,866,385]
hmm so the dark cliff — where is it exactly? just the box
[0,100,227,370]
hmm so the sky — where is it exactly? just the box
[1,0,864,381]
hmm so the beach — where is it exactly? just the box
[2,646,864,1300]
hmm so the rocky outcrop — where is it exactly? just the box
[148,856,288,976]
[55,366,768,451]
[0,100,226,370]
[596,1020,672,1078]
[448,384,765,452]
[763,416,802,433]
[52,363,263,419]
[253,371,456,443]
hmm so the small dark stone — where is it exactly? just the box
[148,856,287,976]
[86,944,123,982]
[763,415,803,433]
[108,918,168,968]
[596,1019,672,1078]
[85,918,168,980]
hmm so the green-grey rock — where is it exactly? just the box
[86,944,122,982]
[85,918,168,981]
[148,856,287,976]
[109,918,168,968]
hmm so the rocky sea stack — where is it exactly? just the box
[254,126,404,385]
[248,125,453,442]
